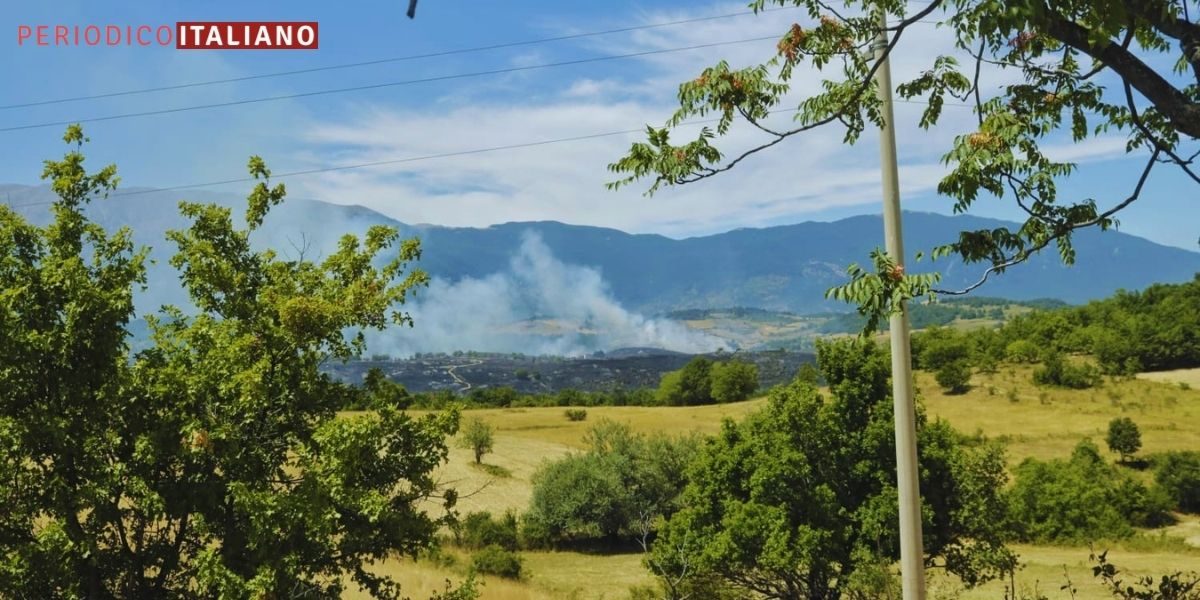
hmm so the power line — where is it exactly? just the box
[0,36,780,133]
[6,127,682,209]
[0,7,803,112]
[7,99,975,209]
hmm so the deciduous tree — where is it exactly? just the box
[459,417,496,464]
[645,339,1014,599]
[609,0,1200,322]
[1107,416,1144,463]
[0,127,463,599]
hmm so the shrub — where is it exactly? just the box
[935,360,972,394]
[912,325,971,370]
[470,545,523,579]
[1008,439,1170,542]
[564,408,588,422]
[523,453,630,543]
[1106,417,1142,463]
[1033,351,1101,389]
[1006,339,1041,363]
[458,511,519,550]
[1155,451,1200,513]
[523,421,697,546]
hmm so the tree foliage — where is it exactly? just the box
[710,359,761,403]
[608,0,1200,326]
[935,359,973,394]
[459,417,495,464]
[657,356,715,406]
[1155,451,1200,513]
[656,357,759,406]
[0,128,462,599]
[1107,416,1144,462]
[1007,439,1171,543]
[523,421,698,546]
[645,338,1014,599]
[1032,349,1102,388]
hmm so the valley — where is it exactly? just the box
[345,367,1200,600]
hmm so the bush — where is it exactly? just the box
[523,453,629,543]
[1005,339,1041,363]
[912,326,972,370]
[935,360,972,394]
[564,408,588,422]
[1008,439,1170,542]
[1033,351,1101,389]
[470,545,523,579]
[523,421,697,546]
[1106,417,1142,463]
[458,511,519,551]
[1155,451,1200,513]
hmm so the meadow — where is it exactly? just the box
[345,366,1200,600]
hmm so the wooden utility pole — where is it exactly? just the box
[872,9,927,600]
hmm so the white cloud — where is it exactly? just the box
[285,2,1148,238]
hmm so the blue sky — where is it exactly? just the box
[2,0,1197,250]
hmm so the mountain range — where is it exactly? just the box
[5,184,1199,316]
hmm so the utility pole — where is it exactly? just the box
[872,9,926,600]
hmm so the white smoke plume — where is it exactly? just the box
[369,232,723,357]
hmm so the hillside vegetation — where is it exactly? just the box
[340,279,1200,599]
[344,365,1200,600]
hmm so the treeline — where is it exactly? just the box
[341,356,763,410]
[818,296,1066,333]
[449,338,1200,598]
[910,275,1200,393]
[664,306,794,320]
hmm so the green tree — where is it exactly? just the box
[912,326,971,370]
[1107,417,1143,463]
[607,0,1200,325]
[1155,451,1200,513]
[709,359,760,403]
[0,128,464,599]
[361,366,412,410]
[523,421,697,546]
[935,359,973,394]
[646,339,1014,599]
[656,356,715,406]
[1005,340,1042,364]
[1033,349,1101,388]
[459,417,495,464]
[1007,439,1170,542]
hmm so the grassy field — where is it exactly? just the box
[347,366,1200,599]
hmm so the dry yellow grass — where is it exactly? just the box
[457,402,765,449]
[916,365,1200,466]
[936,538,1200,600]
[342,556,557,600]
[352,367,1200,599]
[521,551,651,599]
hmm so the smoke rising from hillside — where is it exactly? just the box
[370,232,723,357]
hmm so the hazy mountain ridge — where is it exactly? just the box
[6,184,1200,319]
